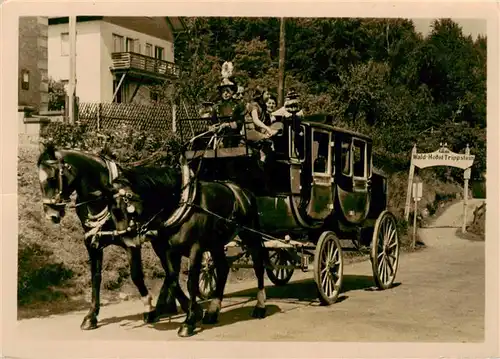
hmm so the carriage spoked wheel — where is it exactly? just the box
[198,251,217,300]
[370,210,400,290]
[313,231,344,305]
[266,249,295,286]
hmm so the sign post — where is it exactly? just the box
[405,143,475,232]
[462,145,471,233]
[404,145,417,223]
[412,180,423,250]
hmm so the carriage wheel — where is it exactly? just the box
[313,231,344,305]
[266,249,295,286]
[371,210,400,290]
[198,251,217,300]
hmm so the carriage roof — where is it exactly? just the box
[300,114,372,143]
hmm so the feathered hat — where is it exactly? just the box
[218,61,238,92]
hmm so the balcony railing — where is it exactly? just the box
[111,52,180,79]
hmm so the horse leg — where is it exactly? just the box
[247,241,268,319]
[202,245,230,324]
[178,244,204,337]
[80,243,103,330]
[148,240,179,321]
[126,246,155,323]
[165,249,191,314]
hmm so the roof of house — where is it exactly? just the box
[48,16,187,33]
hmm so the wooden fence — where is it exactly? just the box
[77,101,200,134]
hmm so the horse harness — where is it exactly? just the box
[41,157,74,208]
[80,158,124,247]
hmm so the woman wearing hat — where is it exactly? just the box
[244,86,279,143]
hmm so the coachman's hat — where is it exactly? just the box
[218,61,238,92]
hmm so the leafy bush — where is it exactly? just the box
[48,78,67,111]
[40,122,183,168]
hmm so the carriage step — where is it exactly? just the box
[264,240,295,249]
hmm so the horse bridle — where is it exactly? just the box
[111,187,165,234]
[41,158,73,207]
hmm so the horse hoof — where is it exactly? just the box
[143,310,159,324]
[80,316,98,330]
[202,310,219,325]
[178,324,196,337]
[251,306,266,319]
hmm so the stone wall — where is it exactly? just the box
[18,17,49,113]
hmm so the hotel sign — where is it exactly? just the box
[412,147,475,170]
[404,144,475,233]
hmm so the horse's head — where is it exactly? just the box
[106,176,144,234]
[37,142,77,223]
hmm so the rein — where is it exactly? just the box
[181,201,279,243]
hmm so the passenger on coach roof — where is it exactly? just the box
[244,86,280,143]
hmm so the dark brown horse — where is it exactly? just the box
[105,159,270,337]
[36,143,177,330]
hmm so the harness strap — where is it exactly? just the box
[105,160,119,183]
[162,157,198,229]
[87,206,108,221]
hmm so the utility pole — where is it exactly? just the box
[278,17,286,107]
[68,16,77,124]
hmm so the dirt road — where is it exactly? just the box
[14,199,485,343]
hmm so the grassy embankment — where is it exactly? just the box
[17,145,470,316]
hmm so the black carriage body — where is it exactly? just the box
[179,113,388,237]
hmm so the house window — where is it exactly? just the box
[353,140,367,178]
[126,37,135,52]
[155,46,164,60]
[145,43,153,57]
[20,69,30,90]
[61,32,69,56]
[112,33,124,52]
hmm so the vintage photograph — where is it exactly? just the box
[11,10,491,350]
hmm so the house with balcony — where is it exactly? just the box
[47,16,185,105]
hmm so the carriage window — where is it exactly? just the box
[353,140,366,178]
[330,140,335,175]
[312,130,330,174]
[341,141,351,175]
[290,124,306,161]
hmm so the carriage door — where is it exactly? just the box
[289,124,306,196]
[351,138,371,219]
[306,129,334,220]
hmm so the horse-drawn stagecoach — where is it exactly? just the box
[178,110,400,305]
[36,95,400,337]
